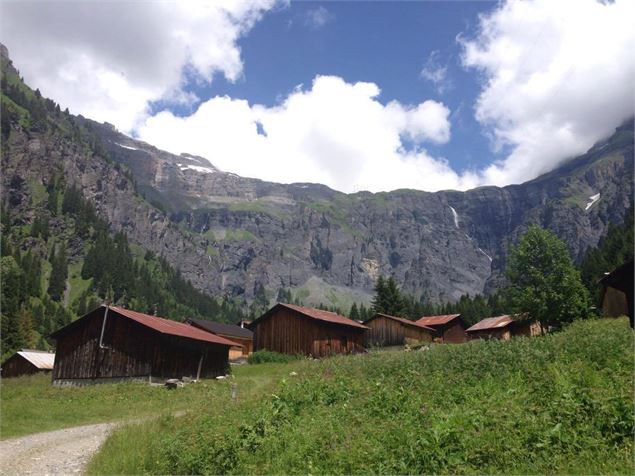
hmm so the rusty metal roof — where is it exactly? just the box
[187,318,253,340]
[253,303,369,330]
[367,313,436,332]
[108,306,241,346]
[17,350,55,370]
[416,314,462,327]
[466,315,514,332]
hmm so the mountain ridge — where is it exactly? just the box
[2,45,633,309]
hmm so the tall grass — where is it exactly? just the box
[91,318,633,474]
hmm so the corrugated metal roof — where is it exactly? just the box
[107,306,240,347]
[416,314,462,327]
[466,315,515,332]
[256,303,369,330]
[187,318,253,340]
[368,313,436,332]
[17,350,55,370]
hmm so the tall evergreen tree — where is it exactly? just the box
[48,243,68,301]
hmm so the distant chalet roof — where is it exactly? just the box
[253,303,369,330]
[16,349,55,370]
[187,318,253,340]
[51,305,240,347]
[466,315,515,332]
[366,313,436,332]
[416,314,462,327]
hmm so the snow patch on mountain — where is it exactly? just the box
[585,193,600,211]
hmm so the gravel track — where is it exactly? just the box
[0,422,116,475]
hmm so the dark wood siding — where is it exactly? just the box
[1,355,44,378]
[252,307,365,357]
[52,308,229,383]
[441,321,467,344]
[365,316,433,347]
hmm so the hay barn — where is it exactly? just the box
[466,315,541,340]
[363,313,435,347]
[600,259,634,328]
[415,314,467,343]
[51,305,239,386]
[250,303,368,357]
[186,318,253,360]
[1,349,55,378]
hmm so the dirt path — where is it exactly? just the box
[0,422,116,475]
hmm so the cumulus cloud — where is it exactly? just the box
[137,75,472,193]
[461,0,635,186]
[0,0,280,132]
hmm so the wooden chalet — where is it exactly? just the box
[250,303,368,357]
[415,314,467,343]
[600,259,634,328]
[1,349,55,378]
[363,313,435,347]
[466,315,541,341]
[186,318,253,360]
[50,305,239,386]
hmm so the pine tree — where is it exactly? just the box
[349,302,360,321]
[48,243,68,301]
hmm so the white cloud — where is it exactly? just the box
[137,75,472,193]
[305,6,333,30]
[0,0,280,132]
[461,0,635,186]
[420,50,452,95]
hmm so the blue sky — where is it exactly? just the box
[3,0,633,192]
[153,1,493,174]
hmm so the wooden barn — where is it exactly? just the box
[250,303,368,357]
[416,314,467,343]
[186,318,253,360]
[363,313,435,347]
[50,305,239,386]
[1,349,55,378]
[466,315,541,341]
[600,259,634,328]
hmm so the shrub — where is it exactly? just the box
[247,349,301,364]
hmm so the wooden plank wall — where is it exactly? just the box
[252,308,365,357]
[365,317,433,347]
[1,355,43,378]
[53,309,229,382]
[442,321,467,343]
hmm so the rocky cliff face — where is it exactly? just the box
[3,46,633,308]
[86,118,634,306]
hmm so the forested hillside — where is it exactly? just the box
[0,50,249,360]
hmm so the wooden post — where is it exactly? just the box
[195,353,203,381]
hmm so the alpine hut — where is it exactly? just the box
[1,349,55,378]
[250,303,368,357]
[50,305,239,386]
[415,314,467,343]
[186,318,253,360]
[363,313,435,347]
[466,315,541,341]
[599,259,634,328]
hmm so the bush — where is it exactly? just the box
[247,350,301,364]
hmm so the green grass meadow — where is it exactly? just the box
[86,318,634,475]
[0,363,292,440]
